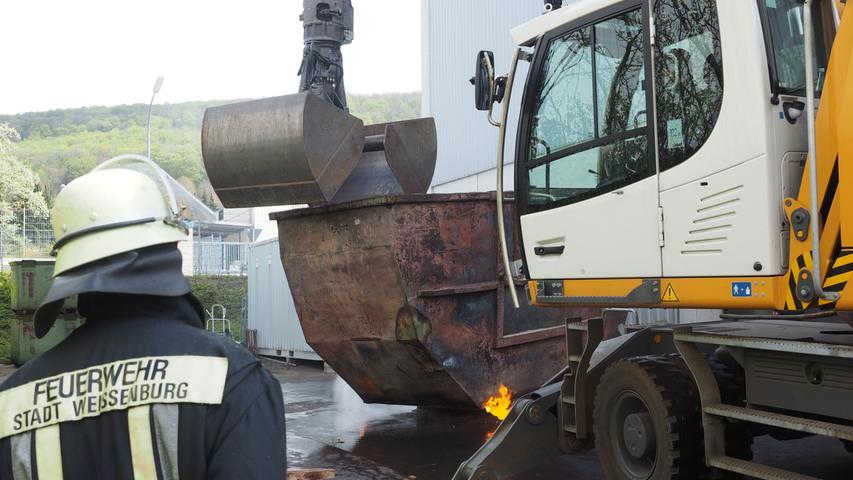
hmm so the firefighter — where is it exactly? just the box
[0,160,286,479]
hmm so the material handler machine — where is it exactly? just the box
[201,0,853,478]
[456,0,853,479]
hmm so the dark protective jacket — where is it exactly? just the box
[0,294,286,480]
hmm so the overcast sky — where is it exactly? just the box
[0,0,422,115]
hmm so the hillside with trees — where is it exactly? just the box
[0,92,421,207]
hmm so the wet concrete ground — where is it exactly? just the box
[0,364,16,383]
[271,361,853,480]
[0,360,849,478]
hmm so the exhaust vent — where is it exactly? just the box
[681,185,743,256]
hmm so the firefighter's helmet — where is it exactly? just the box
[51,155,188,276]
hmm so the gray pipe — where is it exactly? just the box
[496,48,523,309]
[803,0,839,302]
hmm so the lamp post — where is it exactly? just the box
[146,76,165,160]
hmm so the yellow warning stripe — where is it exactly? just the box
[784,272,799,311]
[35,424,63,480]
[803,251,814,269]
[128,405,158,480]
[786,253,811,311]
[825,271,853,288]
[818,250,853,306]
[833,252,853,268]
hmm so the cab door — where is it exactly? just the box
[517,2,661,280]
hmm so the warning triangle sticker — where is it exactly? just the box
[661,283,679,303]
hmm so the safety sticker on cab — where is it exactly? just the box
[661,284,679,303]
[731,282,754,297]
[0,355,228,439]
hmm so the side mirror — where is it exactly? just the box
[473,50,496,111]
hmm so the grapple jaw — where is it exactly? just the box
[201,92,437,207]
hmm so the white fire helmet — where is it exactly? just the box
[50,155,189,276]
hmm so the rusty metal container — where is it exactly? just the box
[272,193,597,409]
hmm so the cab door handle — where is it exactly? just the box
[534,246,565,256]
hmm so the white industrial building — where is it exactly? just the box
[422,0,545,193]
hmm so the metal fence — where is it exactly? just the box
[0,209,250,276]
[0,209,54,271]
[193,241,249,276]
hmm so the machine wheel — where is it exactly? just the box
[662,352,752,479]
[593,356,705,480]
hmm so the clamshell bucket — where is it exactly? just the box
[332,118,437,203]
[201,92,364,207]
[201,93,437,207]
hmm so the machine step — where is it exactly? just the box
[704,404,853,441]
[566,322,588,332]
[708,456,819,480]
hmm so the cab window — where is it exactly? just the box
[524,8,650,212]
[655,0,724,172]
[761,0,830,95]
[528,27,594,161]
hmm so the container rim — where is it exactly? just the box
[270,192,517,221]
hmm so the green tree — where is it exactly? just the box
[0,93,422,209]
[0,123,49,256]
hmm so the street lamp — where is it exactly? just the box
[147,76,165,160]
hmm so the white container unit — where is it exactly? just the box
[247,238,320,361]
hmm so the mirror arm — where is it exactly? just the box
[485,54,501,127]
[494,76,508,103]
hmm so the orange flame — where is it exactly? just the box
[482,384,512,420]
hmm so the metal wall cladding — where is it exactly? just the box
[247,239,317,358]
[423,0,542,187]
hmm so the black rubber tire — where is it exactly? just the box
[657,353,752,480]
[593,356,706,480]
[843,440,853,456]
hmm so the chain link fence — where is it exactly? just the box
[0,209,54,271]
[193,241,248,276]
[1,209,250,276]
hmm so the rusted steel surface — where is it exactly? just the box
[273,193,598,409]
[286,468,335,480]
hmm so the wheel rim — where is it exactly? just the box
[609,390,657,479]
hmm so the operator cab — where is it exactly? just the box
[478,0,834,284]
